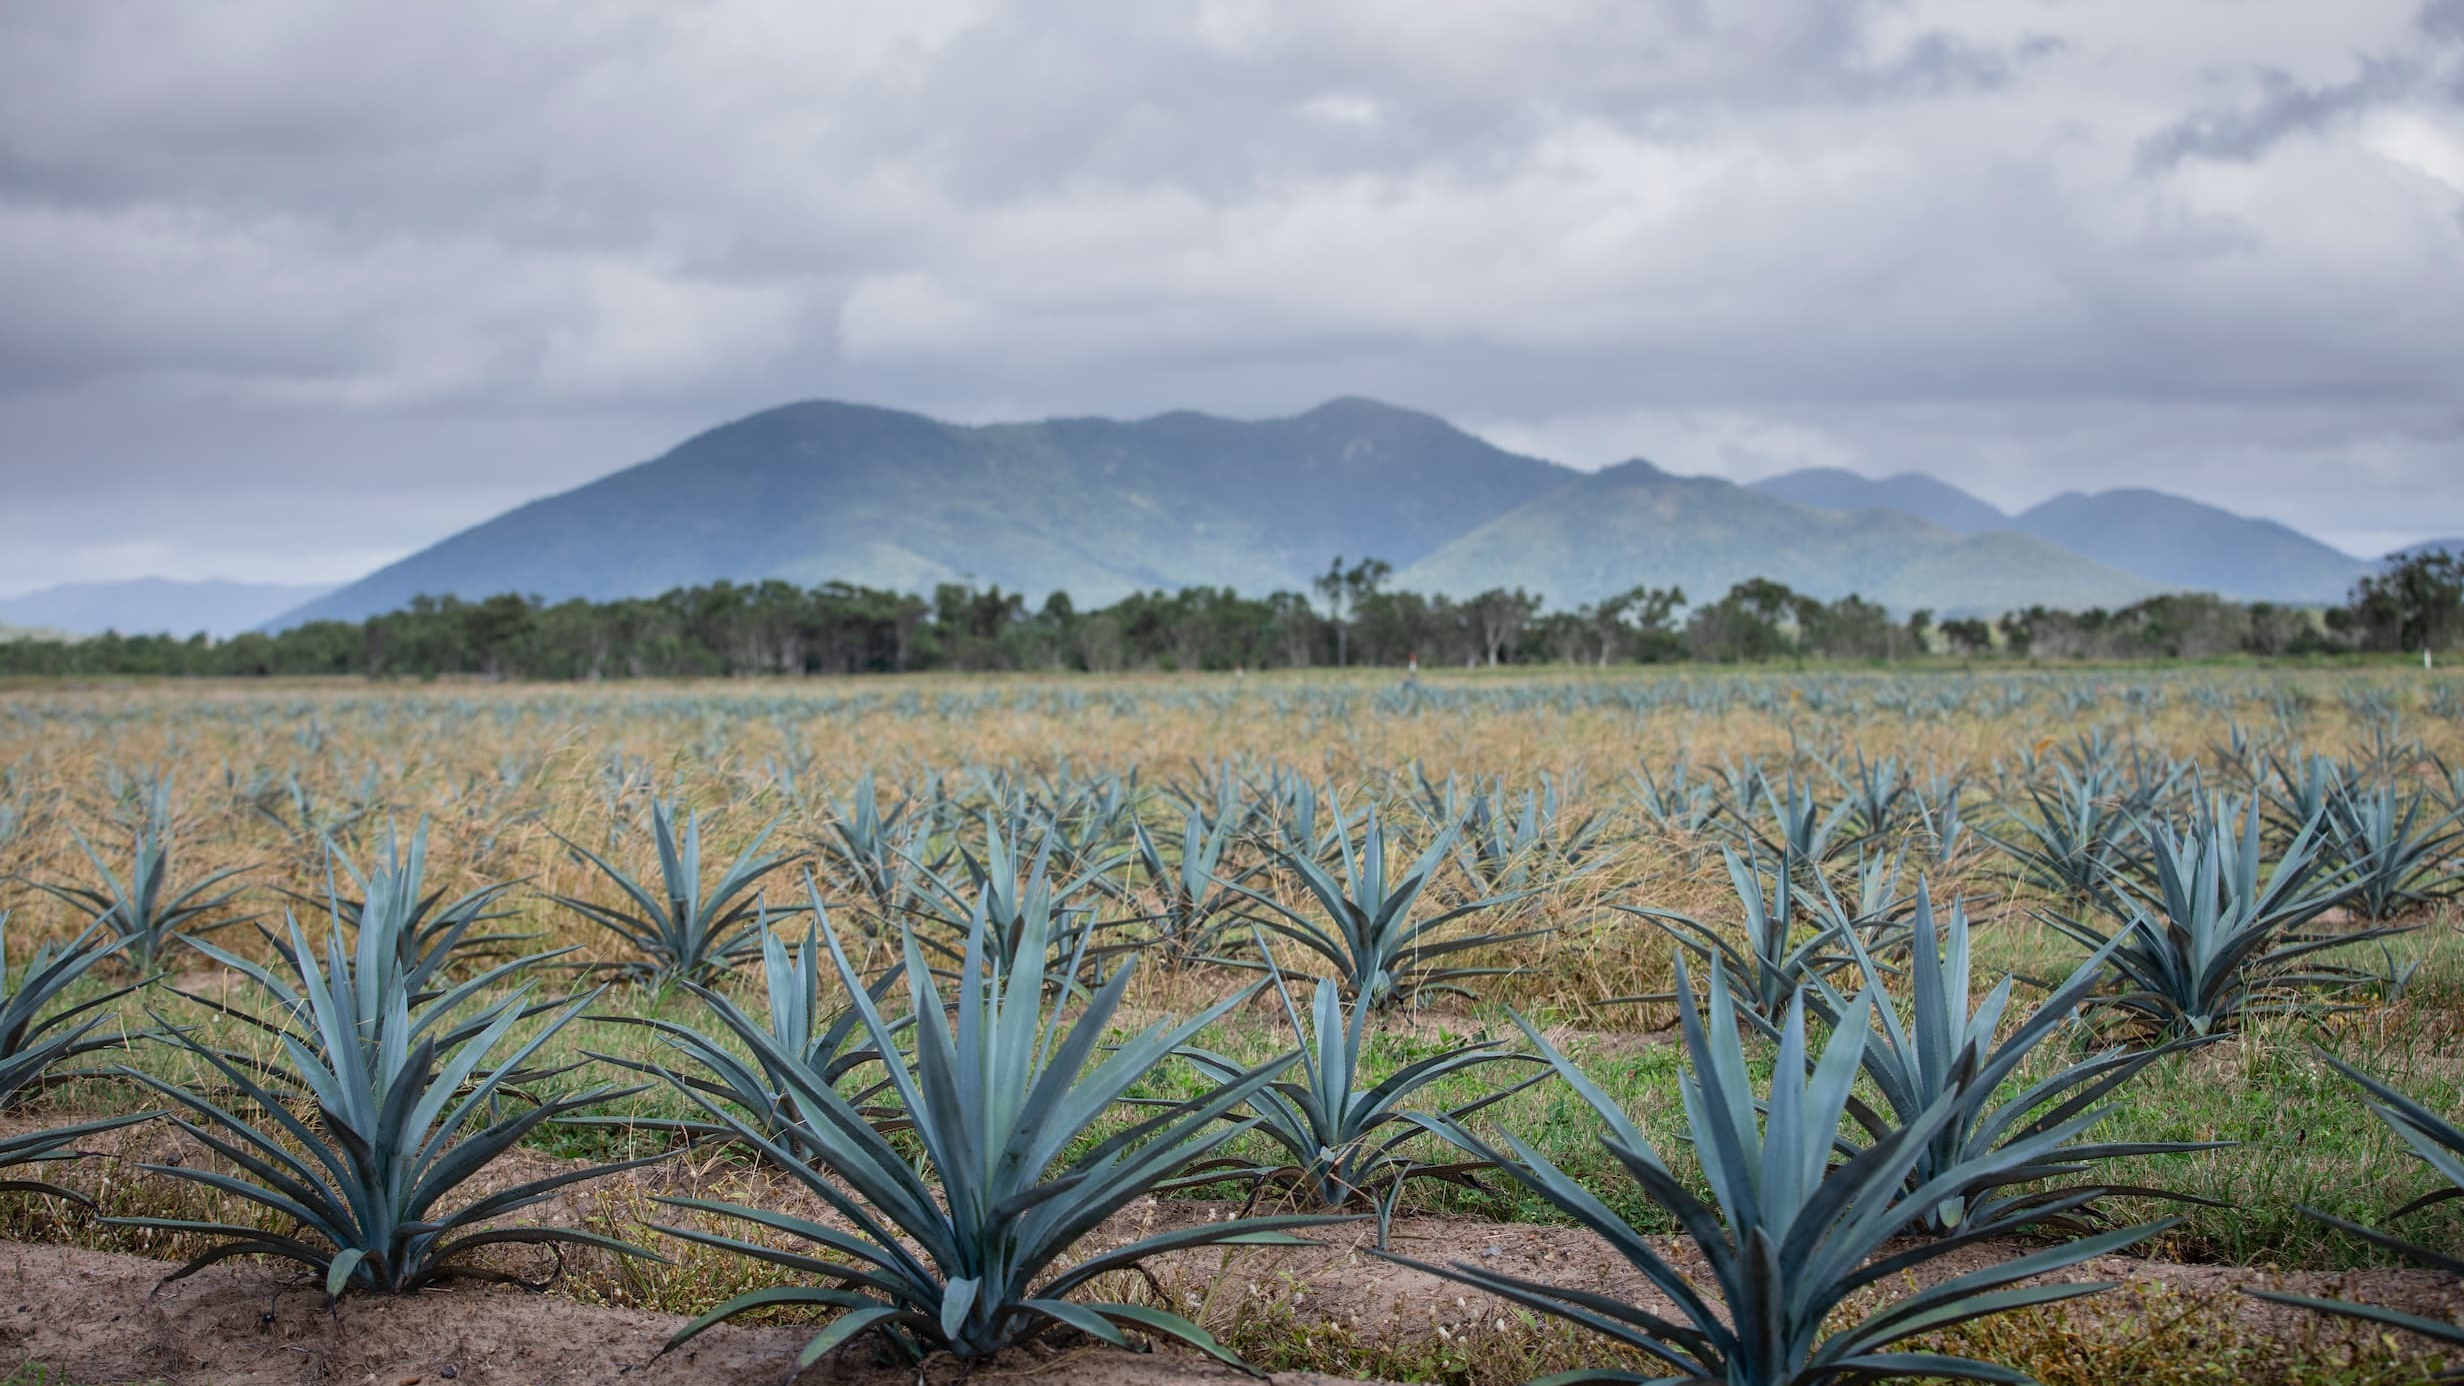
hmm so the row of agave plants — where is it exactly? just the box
[0,744,2458,1382]
[13,669,2459,735]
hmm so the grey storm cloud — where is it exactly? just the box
[2136,0,2464,170]
[0,0,2459,593]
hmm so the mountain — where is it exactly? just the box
[2011,490,2368,604]
[2388,539,2464,563]
[275,398,1575,626]
[0,578,334,639]
[270,397,2376,627]
[1397,461,2159,616]
[1751,468,2008,534]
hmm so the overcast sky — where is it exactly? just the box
[3,1,2460,596]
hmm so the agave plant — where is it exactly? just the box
[1452,775,1609,893]
[548,799,803,986]
[1988,762,2156,898]
[1911,765,1975,865]
[2052,799,2401,1037]
[0,916,156,1207]
[651,881,1338,1369]
[816,771,931,920]
[2247,1053,2464,1369]
[281,819,530,992]
[2320,779,2464,920]
[1827,748,1914,839]
[583,913,905,1161]
[0,912,143,1109]
[1227,806,1541,1009]
[908,813,1131,978]
[110,914,663,1298]
[1620,847,1861,1024]
[1173,948,1542,1210]
[1255,768,1353,864]
[1387,960,2168,1386]
[1630,759,1719,834]
[30,814,253,974]
[1810,886,2224,1237]
[1130,803,1252,963]
[1747,775,1862,867]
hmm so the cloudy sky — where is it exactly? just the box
[2,0,2460,596]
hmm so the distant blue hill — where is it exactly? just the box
[255,398,2392,627]
[2012,489,2367,604]
[1755,467,2370,604]
[1752,467,2009,534]
[0,578,334,639]
[2387,538,2464,563]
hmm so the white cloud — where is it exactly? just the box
[0,0,2456,582]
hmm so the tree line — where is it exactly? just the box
[3,550,2456,680]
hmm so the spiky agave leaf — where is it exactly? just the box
[0,912,144,1109]
[1172,943,1542,1210]
[1223,803,1544,1010]
[1130,802,1255,965]
[1384,960,2171,1386]
[580,911,908,1160]
[905,812,1132,979]
[107,915,665,1298]
[0,911,158,1204]
[2320,779,2464,920]
[1615,846,1861,1023]
[30,819,253,973]
[276,817,532,993]
[547,798,804,986]
[2051,798,2404,1037]
[653,876,1347,1368]
[1985,762,2157,899]
[170,897,578,1098]
[817,770,932,920]
[1809,884,2226,1237]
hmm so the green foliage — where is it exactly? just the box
[0,913,156,1208]
[109,915,663,1298]
[0,913,141,1110]
[2053,800,2407,1037]
[2321,780,2464,919]
[548,799,802,986]
[1388,960,2169,1385]
[1812,885,2224,1236]
[1229,806,1543,1009]
[1623,847,1860,1024]
[906,811,1127,976]
[1990,762,2162,897]
[651,881,1339,1368]
[1174,953,1542,1210]
[281,818,530,992]
[816,770,928,920]
[584,915,904,1161]
[1130,802,1250,962]
[31,797,251,973]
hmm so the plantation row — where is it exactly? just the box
[0,674,2460,1382]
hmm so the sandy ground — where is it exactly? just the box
[0,1240,1380,1386]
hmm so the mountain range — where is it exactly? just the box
[1752,468,2370,604]
[0,578,333,640]
[11,399,2398,636]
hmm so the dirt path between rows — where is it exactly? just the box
[5,1113,2460,1381]
[0,1240,1381,1386]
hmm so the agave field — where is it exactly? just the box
[2,668,2464,1385]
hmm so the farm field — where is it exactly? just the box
[1,667,2462,1385]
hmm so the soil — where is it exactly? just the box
[7,1114,2462,1383]
[0,1241,1373,1386]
